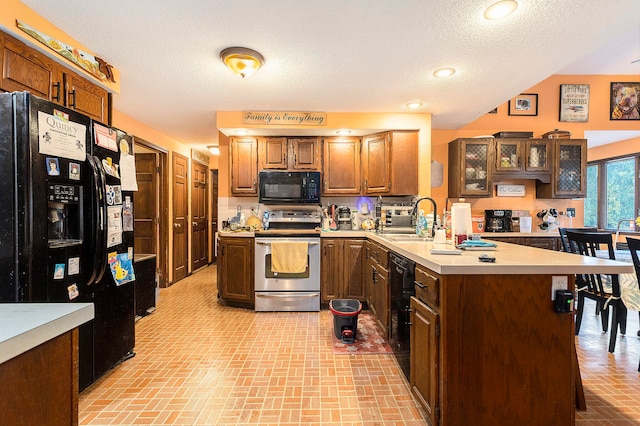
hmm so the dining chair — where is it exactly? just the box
[565,230,627,353]
[622,236,640,371]
[558,227,602,322]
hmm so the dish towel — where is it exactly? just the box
[271,241,308,273]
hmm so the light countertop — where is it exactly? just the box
[0,303,94,364]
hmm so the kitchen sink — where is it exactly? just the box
[378,233,432,242]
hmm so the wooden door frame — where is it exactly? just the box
[133,137,169,288]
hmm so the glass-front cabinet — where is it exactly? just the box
[495,139,550,173]
[536,139,587,198]
[448,138,494,197]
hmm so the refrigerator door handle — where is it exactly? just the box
[92,155,109,284]
[86,156,101,286]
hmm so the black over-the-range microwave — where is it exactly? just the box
[258,171,321,205]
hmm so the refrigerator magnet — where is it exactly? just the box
[69,162,80,180]
[68,257,80,275]
[54,263,65,279]
[67,284,79,300]
[46,157,60,176]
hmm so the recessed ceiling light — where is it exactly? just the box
[484,0,518,20]
[405,102,424,109]
[336,129,352,135]
[207,145,220,155]
[433,68,456,78]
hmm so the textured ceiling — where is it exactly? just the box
[18,0,640,148]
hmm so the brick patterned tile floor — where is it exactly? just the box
[79,265,640,425]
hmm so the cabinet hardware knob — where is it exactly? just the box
[414,280,426,289]
[69,90,77,108]
[52,82,61,102]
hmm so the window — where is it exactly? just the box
[585,155,639,231]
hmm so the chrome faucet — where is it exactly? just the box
[410,197,438,237]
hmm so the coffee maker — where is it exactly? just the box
[484,209,513,232]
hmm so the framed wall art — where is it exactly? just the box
[508,93,538,116]
[610,82,640,120]
[559,84,589,122]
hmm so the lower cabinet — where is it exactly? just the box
[483,235,560,250]
[364,240,389,337]
[321,238,365,303]
[217,236,254,306]
[410,296,440,425]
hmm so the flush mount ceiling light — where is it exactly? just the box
[220,47,264,78]
[484,0,518,20]
[433,68,456,78]
[207,145,220,155]
[405,101,424,109]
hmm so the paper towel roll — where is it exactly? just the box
[450,203,472,239]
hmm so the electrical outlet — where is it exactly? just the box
[566,208,576,217]
[551,276,568,300]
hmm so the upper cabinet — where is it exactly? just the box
[362,131,418,196]
[322,136,361,195]
[536,139,587,199]
[230,136,259,196]
[260,137,321,170]
[449,137,587,199]
[448,138,494,198]
[0,31,110,123]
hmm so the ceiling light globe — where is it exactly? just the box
[484,0,518,20]
[220,47,265,78]
[405,102,423,109]
[433,68,456,78]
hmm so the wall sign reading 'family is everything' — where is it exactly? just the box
[243,111,326,126]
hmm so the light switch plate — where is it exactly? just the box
[551,276,568,300]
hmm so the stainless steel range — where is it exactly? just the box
[254,209,321,312]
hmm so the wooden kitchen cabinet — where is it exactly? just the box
[362,131,418,195]
[230,137,259,195]
[364,240,389,337]
[494,139,551,174]
[322,136,361,194]
[448,138,494,198]
[410,296,440,426]
[483,235,560,251]
[320,238,365,303]
[217,236,254,306]
[0,31,109,123]
[260,137,321,170]
[536,139,587,199]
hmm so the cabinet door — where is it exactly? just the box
[230,137,259,195]
[218,238,254,303]
[362,132,390,194]
[524,237,559,251]
[0,34,63,103]
[389,131,418,195]
[374,263,389,338]
[64,72,108,123]
[261,137,287,169]
[410,297,439,425]
[525,139,550,172]
[289,137,320,170]
[449,139,493,197]
[322,136,361,194]
[555,140,586,197]
[495,139,523,172]
[343,239,365,300]
[320,239,341,303]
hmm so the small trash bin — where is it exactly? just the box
[329,299,362,344]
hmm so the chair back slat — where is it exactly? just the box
[624,237,640,291]
[565,231,619,297]
[558,227,597,253]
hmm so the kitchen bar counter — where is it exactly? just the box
[0,303,94,425]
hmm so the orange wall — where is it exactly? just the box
[431,74,640,226]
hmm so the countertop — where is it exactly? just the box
[217,229,561,238]
[0,303,94,364]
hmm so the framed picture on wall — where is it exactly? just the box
[508,93,538,116]
[559,84,589,122]
[610,82,640,120]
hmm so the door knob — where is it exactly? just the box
[193,221,198,226]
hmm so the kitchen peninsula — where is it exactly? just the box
[0,303,94,425]
[218,230,632,425]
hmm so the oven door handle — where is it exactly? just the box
[256,241,319,245]
[255,293,319,298]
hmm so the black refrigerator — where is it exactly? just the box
[0,92,136,391]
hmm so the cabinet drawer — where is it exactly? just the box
[369,242,389,268]
[414,266,439,307]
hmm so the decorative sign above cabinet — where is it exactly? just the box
[496,184,525,197]
[243,111,326,126]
